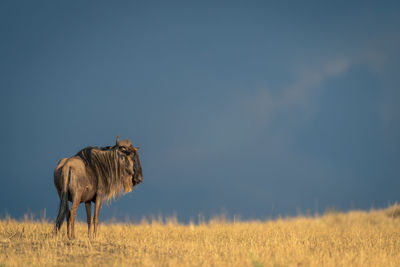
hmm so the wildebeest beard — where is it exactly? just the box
[131,149,143,186]
[76,146,134,200]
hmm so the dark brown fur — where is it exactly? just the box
[54,137,143,239]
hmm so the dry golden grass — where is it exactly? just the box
[1,205,400,266]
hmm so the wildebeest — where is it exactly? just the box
[54,136,143,239]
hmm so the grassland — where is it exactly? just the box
[1,205,400,266]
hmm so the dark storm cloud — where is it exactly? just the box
[0,0,399,222]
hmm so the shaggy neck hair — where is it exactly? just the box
[76,146,132,200]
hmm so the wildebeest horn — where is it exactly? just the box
[120,139,133,147]
[116,136,120,146]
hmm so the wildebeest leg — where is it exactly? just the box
[85,201,92,238]
[93,197,102,238]
[66,204,71,238]
[69,197,80,239]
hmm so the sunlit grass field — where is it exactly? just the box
[1,205,400,266]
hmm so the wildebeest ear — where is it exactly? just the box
[116,135,120,146]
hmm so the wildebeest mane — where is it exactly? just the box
[76,146,132,200]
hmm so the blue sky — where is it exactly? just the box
[0,1,399,222]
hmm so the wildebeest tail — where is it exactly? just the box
[55,167,71,231]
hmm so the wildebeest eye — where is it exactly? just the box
[119,149,131,156]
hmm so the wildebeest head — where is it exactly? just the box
[115,136,143,187]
